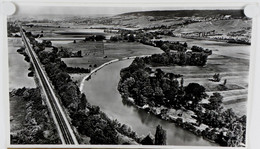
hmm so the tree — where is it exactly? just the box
[180,78,184,88]
[155,125,166,145]
[184,83,207,107]
[183,42,188,47]
[128,34,135,42]
[208,92,223,110]
[213,73,221,82]
[223,79,227,86]
[79,93,87,111]
[95,35,106,41]
[141,134,154,145]
[161,44,169,52]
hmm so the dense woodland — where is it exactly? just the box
[118,51,246,147]
[10,88,61,144]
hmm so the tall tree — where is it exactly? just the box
[184,83,207,107]
[208,92,223,110]
[155,125,166,145]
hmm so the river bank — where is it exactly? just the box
[82,59,216,146]
[79,54,153,92]
[122,96,220,145]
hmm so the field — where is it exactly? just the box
[26,23,249,117]
[152,47,249,116]
[60,41,163,69]
[8,38,36,90]
[173,19,252,37]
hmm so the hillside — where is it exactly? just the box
[104,9,249,29]
[118,9,246,18]
[173,19,252,37]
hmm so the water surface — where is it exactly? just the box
[83,59,216,146]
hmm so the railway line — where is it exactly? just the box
[21,28,78,144]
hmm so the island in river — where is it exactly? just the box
[8,9,251,146]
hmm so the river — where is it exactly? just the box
[82,59,217,146]
[82,36,250,146]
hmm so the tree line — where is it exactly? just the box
[25,32,166,145]
[118,56,247,147]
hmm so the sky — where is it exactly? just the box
[13,3,242,17]
[15,5,179,16]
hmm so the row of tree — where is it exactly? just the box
[109,29,212,56]
[25,32,166,145]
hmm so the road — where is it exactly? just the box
[21,28,78,144]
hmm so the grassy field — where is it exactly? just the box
[26,23,249,117]
[224,101,247,117]
[152,48,249,116]
[10,95,27,134]
[60,41,163,69]
[24,26,115,39]
[8,38,36,90]
[174,19,251,37]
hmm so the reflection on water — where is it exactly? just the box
[83,59,216,146]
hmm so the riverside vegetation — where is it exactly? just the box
[22,31,167,145]
[10,88,61,144]
[118,42,246,147]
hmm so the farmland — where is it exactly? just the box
[8,9,251,146]
[151,41,250,116]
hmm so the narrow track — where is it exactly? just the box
[21,28,78,144]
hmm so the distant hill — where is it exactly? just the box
[118,9,246,18]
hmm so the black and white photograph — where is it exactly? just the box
[7,4,252,147]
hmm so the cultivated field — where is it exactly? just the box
[60,41,163,69]
[26,24,250,117]
[174,19,252,37]
[8,38,36,90]
[152,47,249,116]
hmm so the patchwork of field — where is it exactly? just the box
[26,24,250,117]
[61,42,163,69]
[152,49,250,116]
[23,26,115,39]
[174,19,251,37]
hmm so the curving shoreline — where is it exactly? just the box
[79,54,152,92]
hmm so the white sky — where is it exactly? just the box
[14,4,242,17]
[15,6,176,16]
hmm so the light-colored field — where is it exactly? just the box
[152,43,249,116]
[110,15,184,28]
[224,101,247,117]
[159,36,250,60]
[174,19,251,36]
[24,26,115,40]
[26,24,249,117]
[61,42,163,69]
[8,38,36,90]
